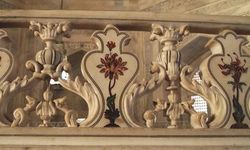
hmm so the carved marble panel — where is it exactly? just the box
[82,25,139,127]
[202,30,250,128]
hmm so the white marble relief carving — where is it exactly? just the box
[202,30,249,128]
[82,25,139,127]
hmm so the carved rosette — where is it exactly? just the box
[82,25,139,127]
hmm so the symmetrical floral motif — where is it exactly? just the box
[96,41,128,127]
[218,52,248,128]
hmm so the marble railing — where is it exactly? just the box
[0,10,249,130]
[0,128,250,150]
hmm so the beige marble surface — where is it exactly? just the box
[0,128,250,149]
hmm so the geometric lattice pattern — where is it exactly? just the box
[191,71,208,113]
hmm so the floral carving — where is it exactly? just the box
[96,41,128,127]
[218,52,248,128]
[35,87,58,127]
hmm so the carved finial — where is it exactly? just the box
[150,24,189,46]
[27,21,72,79]
[29,21,71,42]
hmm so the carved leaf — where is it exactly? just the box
[121,62,166,127]
[0,76,34,126]
[180,65,228,128]
[59,76,103,127]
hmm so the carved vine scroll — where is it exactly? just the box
[59,76,102,127]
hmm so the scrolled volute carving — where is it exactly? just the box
[11,96,36,127]
[25,51,71,80]
[59,76,102,127]
[0,29,34,126]
[122,62,166,127]
[180,65,228,128]
[143,98,166,128]
[181,100,208,128]
[0,75,34,126]
[54,97,78,127]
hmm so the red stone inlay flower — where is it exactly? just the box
[97,52,128,127]
[218,53,249,129]
[218,52,247,84]
[106,41,116,51]
[97,53,128,80]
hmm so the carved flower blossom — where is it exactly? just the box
[106,41,116,51]
[97,53,128,80]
